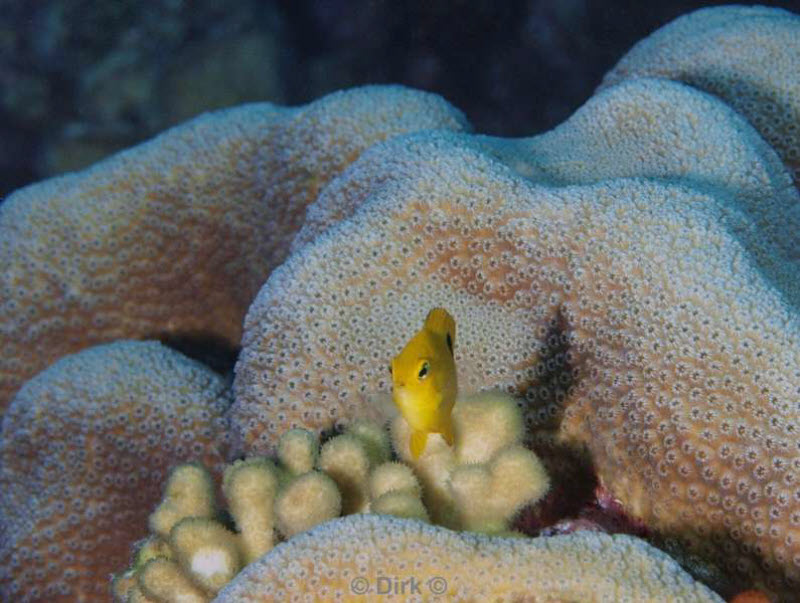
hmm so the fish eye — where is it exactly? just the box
[418,361,430,380]
[388,365,393,376]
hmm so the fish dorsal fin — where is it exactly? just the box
[424,307,456,353]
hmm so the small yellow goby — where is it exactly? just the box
[391,307,457,459]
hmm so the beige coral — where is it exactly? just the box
[599,5,800,189]
[222,458,279,563]
[149,464,217,540]
[170,518,242,595]
[301,76,799,264]
[0,85,468,411]
[391,391,550,533]
[214,513,723,602]
[0,340,231,602]
[114,427,347,602]
[231,72,800,595]
[3,6,799,600]
[115,404,552,598]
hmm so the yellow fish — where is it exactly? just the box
[391,307,457,459]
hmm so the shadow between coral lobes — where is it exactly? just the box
[155,331,240,377]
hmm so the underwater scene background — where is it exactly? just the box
[0,0,796,198]
[1,1,800,602]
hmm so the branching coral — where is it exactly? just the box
[115,395,550,599]
[114,463,250,602]
[392,391,550,533]
[221,459,278,563]
[0,341,231,602]
[215,513,723,602]
[0,85,469,411]
[113,425,350,601]
[114,441,343,601]
[231,45,800,596]
[114,422,406,602]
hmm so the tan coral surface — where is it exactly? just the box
[214,513,722,602]
[2,5,799,601]
[0,341,231,601]
[599,5,800,189]
[232,81,800,595]
[0,85,468,411]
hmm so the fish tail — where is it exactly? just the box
[424,307,456,351]
[410,430,428,459]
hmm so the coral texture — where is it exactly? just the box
[215,513,723,602]
[0,341,231,601]
[116,401,549,600]
[600,5,800,189]
[1,5,799,602]
[113,425,352,602]
[391,391,550,533]
[232,71,799,598]
[114,462,272,602]
[0,85,468,411]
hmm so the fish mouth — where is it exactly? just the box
[392,386,409,405]
[393,387,418,413]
